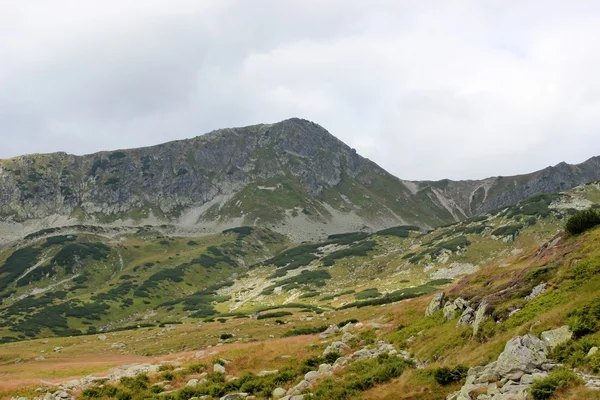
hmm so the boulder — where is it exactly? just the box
[540,326,573,349]
[472,301,488,335]
[186,379,199,387]
[319,325,339,338]
[304,371,319,381]
[588,346,599,358]
[272,387,287,399]
[257,370,278,377]
[213,363,226,373]
[341,333,356,344]
[323,341,349,355]
[425,292,445,317]
[97,335,107,341]
[525,283,546,300]
[341,323,354,333]
[495,335,548,376]
[318,363,332,374]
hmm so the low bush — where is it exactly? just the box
[432,365,468,385]
[565,209,600,235]
[257,311,293,320]
[529,369,580,400]
[282,325,328,337]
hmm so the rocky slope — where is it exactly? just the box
[1,118,599,244]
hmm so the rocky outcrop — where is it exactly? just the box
[448,334,552,400]
[426,292,445,317]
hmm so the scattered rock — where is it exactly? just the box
[195,350,206,358]
[323,341,349,355]
[525,283,546,300]
[53,347,63,353]
[214,363,226,373]
[257,370,278,377]
[588,347,599,358]
[456,307,475,327]
[97,335,107,341]
[304,371,319,381]
[496,335,548,376]
[540,326,573,349]
[341,333,356,344]
[35,356,46,361]
[220,394,248,400]
[319,325,339,339]
[472,301,488,335]
[425,292,445,317]
[443,298,468,321]
[272,387,287,399]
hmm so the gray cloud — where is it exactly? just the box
[1,0,599,180]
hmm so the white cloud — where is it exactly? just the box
[0,0,599,179]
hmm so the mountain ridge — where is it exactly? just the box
[0,118,599,244]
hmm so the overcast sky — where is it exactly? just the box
[1,1,599,180]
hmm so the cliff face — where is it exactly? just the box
[0,118,598,243]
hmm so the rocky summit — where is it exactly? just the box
[1,118,600,244]
[1,120,600,400]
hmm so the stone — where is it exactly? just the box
[457,307,475,327]
[525,283,546,300]
[318,363,332,374]
[443,298,468,321]
[257,370,278,377]
[213,363,226,373]
[341,323,354,333]
[323,341,349,355]
[220,394,248,400]
[287,379,310,395]
[588,346,599,358]
[495,335,548,376]
[520,374,534,384]
[97,335,107,341]
[425,292,445,317]
[272,387,287,399]
[319,325,339,338]
[53,347,63,353]
[304,371,319,381]
[186,379,199,387]
[540,326,573,349]
[341,333,356,344]
[35,356,46,361]
[195,350,206,358]
[472,301,488,336]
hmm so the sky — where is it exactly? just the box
[1,1,599,180]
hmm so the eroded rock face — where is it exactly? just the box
[472,302,488,335]
[443,298,469,321]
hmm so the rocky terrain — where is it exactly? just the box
[1,118,599,244]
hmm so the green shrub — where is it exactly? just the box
[491,225,523,237]
[565,209,600,235]
[432,365,468,385]
[120,373,149,390]
[257,311,293,320]
[220,333,234,340]
[355,288,382,300]
[322,240,377,266]
[529,369,580,400]
[282,325,328,337]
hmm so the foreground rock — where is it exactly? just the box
[447,334,550,400]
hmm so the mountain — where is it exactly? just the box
[2,182,600,399]
[0,118,599,244]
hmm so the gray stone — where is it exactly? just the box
[318,363,332,374]
[323,341,349,355]
[186,379,199,387]
[220,394,248,400]
[495,335,548,376]
[520,374,534,384]
[272,387,287,399]
[472,301,488,336]
[457,307,475,327]
[525,283,546,300]
[540,326,573,349]
[213,363,226,373]
[341,332,356,344]
[257,370,278,377]
[304,371,319,381]
[425,292,445,317]
[588,347,599,358]
[97,335,107,341]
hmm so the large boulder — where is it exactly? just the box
[540,326,573,349]
[323,341,349,355]
[456,307,475,327]
[426,292,445,317]
[213,363,226,373]
[495,335,548,376]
